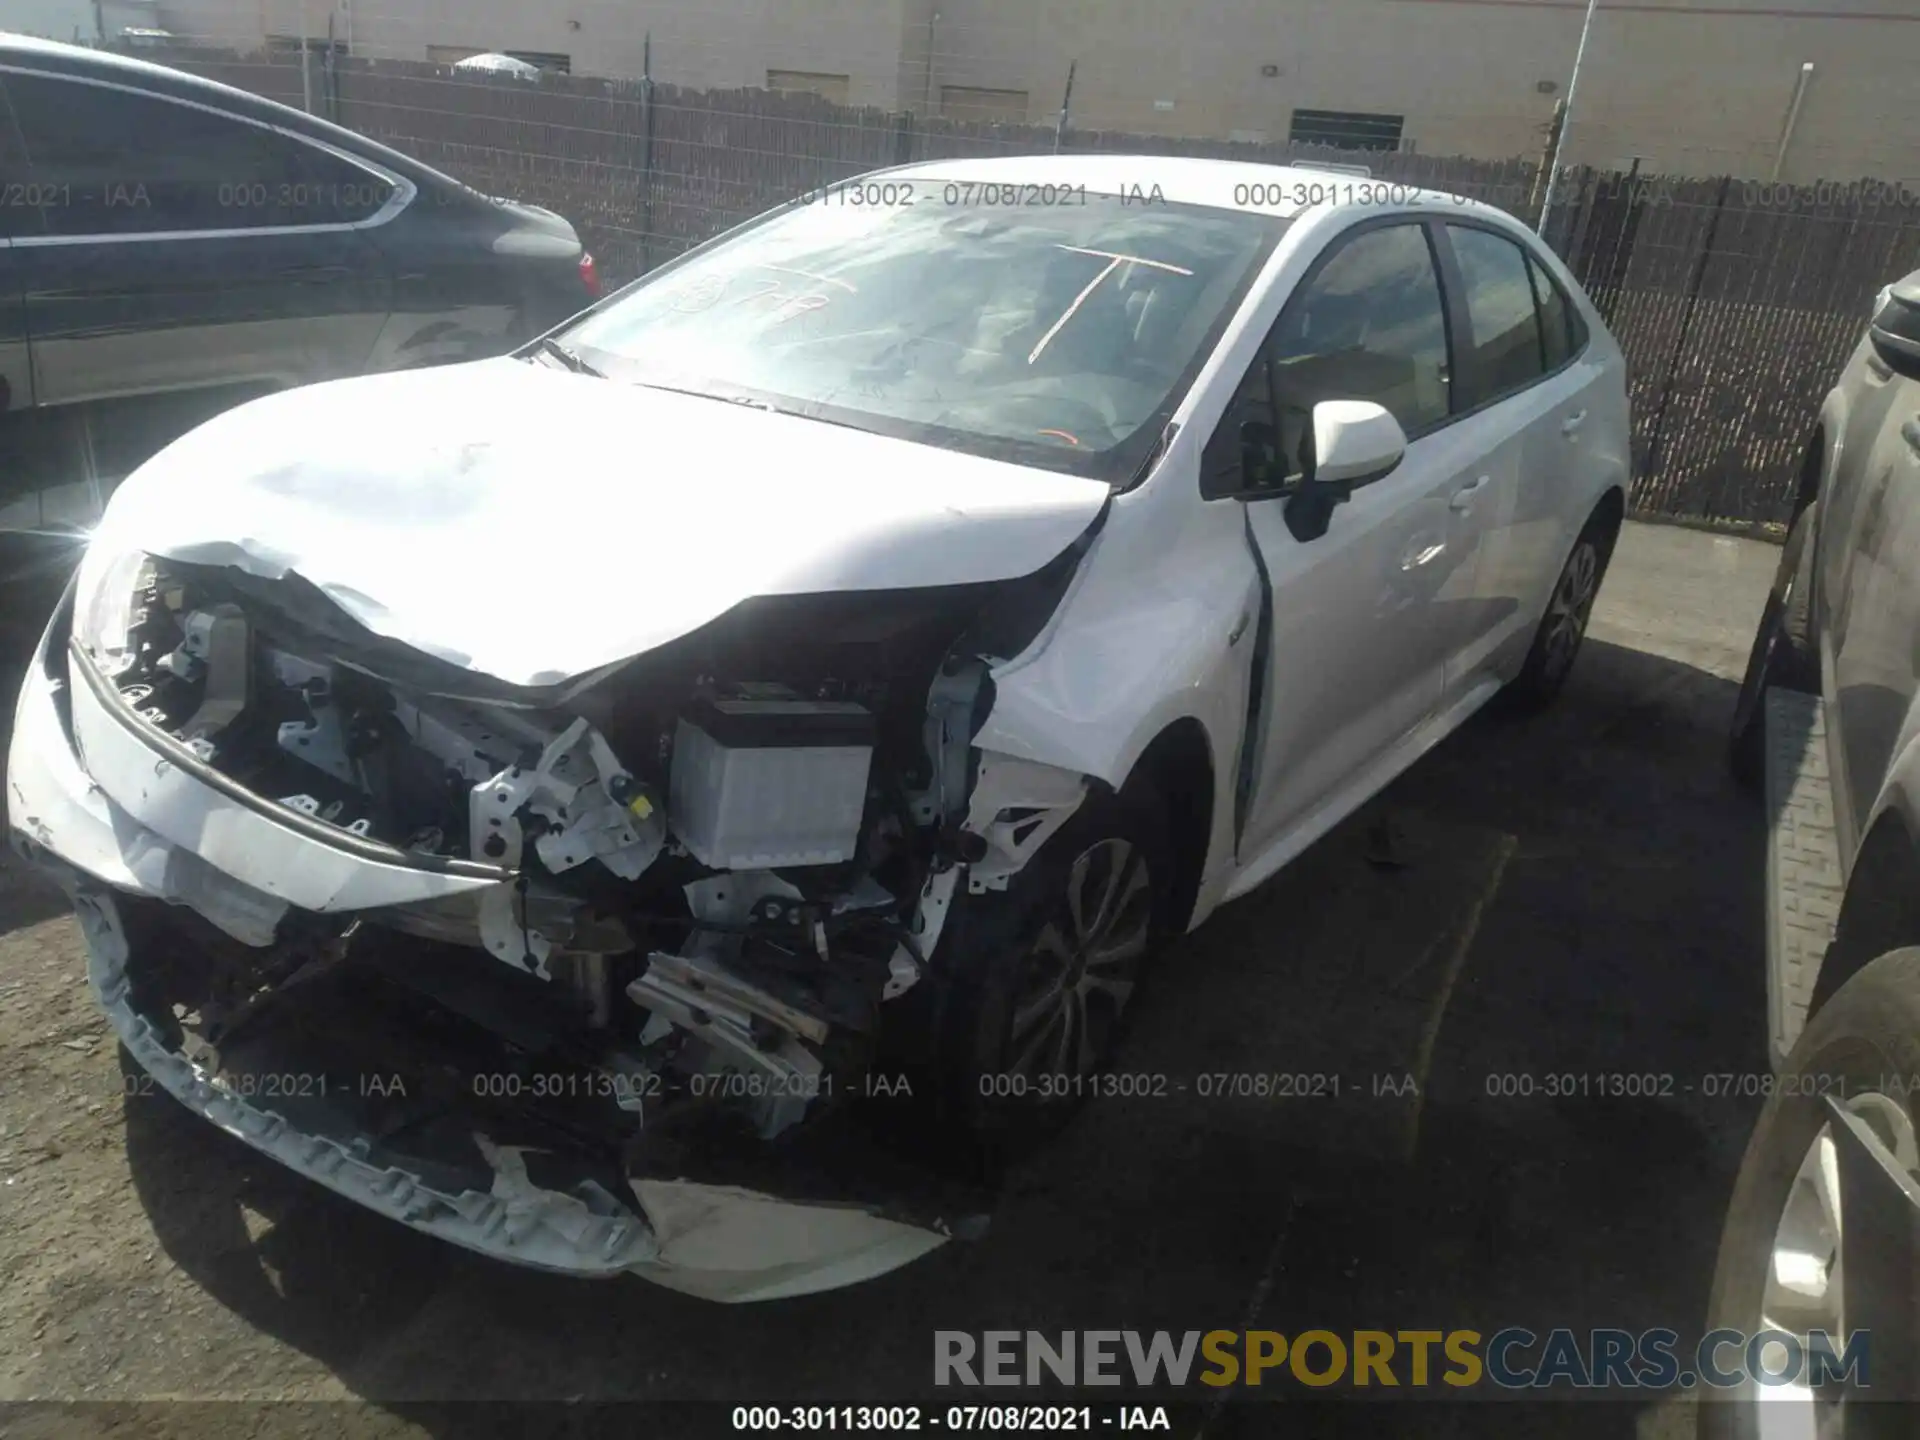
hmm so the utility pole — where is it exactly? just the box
[1529,99,1567,227]
[1054,60,1076,154]
[299,0,313,114]
[1771,62,1815,182]
[923,8,938,114]
[1537,0,1600,237]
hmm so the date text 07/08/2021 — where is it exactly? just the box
[731,1405,1176,1433]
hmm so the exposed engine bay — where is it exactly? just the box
[64,547,1091,1192]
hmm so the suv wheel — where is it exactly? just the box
[1729,506,1819,790]
[1702,948,1920,1437]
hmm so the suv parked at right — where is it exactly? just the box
[1707,269,1920,1434]
[0,34,599,606]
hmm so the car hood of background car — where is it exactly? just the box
[85,359,1113,688]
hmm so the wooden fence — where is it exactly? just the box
[127,45,1920,532]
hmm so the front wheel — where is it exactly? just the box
[885,782,1169,1145]
[1700,949,1920,1438]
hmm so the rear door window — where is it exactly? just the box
[1447,224,1548,405]
[1529,254,1577,370]
[2,71,392,236]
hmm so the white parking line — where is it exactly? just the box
[1402,833,1517,1162]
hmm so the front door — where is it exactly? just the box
[1207,219,1485,857]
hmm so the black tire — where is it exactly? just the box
[1729,506,1819,791]
[1700,948,1920,1438]
[1504,503,1621,709]
[884,779,1170,1147]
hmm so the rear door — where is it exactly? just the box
[0,65,397,484]
[1433,220,1607,700]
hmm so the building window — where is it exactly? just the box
[767,70,851,104]
[941,86,1029,124]
[1288,108,1405,151]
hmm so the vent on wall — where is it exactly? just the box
[768,70,851,103]
[940,85,1030,123]
[1288,108,1406,152]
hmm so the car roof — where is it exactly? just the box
[0,32,464,192]
[883,152,1518,226]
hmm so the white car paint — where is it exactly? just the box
[977,168,1628,927]
[12,154,1630,1296]
[76,358,1113,688]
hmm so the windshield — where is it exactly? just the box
[560,186,1289,482]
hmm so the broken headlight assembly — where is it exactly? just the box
[71,545,157,681]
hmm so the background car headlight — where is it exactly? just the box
[71,546,155,679]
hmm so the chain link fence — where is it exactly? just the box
[115,43,1920,532]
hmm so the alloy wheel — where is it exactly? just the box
[1005,838,1152,1079]
[1542,540,1601,680]
[1755,1092,1920,1436]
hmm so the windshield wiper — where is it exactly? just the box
[532,336,605,377]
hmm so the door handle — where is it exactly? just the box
[1903,416,1920,458]
[1449,476,1490,513]
[1561,410,1589,437]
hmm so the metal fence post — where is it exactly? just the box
[895,110,915,166]
[640,31,656,274]
[322,11,340,123]
[1641,173,1733,492]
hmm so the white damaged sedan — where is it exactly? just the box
[8,156,1628,1300]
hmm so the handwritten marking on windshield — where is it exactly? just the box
[667,264,854,317]
[760,264,857,293]
[1028,246,1196,365]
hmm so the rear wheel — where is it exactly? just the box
[1701,949,1920,1438]
[1504,504,1620,708]
[1729,506,1819,790]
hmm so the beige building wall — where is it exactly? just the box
[153,0,1920,183]
[924,0,1920,183]
[158,0,926,109]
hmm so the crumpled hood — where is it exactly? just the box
[84,359,1110,687]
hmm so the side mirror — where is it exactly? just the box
[1284,400,1407,542]
[1870,276,1920,381]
